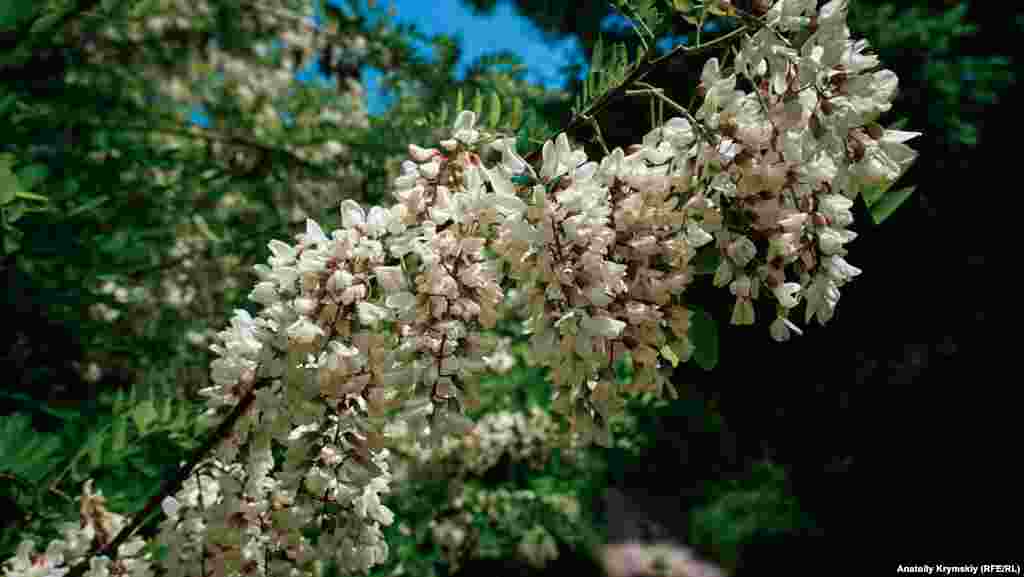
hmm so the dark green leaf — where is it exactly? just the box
[3,230,21,253]
[861,184,884,207]
[488,90,501,127]
[66,195,109,218]
[869,185,916,225]
[0,0,36,30]
[14,163,47,191]
[689,305,719,371]
[0,155,21,205]
[693,244,720,275]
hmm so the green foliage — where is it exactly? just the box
[572,35,639,117]
[848,1,1015,150]
[0,152,50,253]
[0,0,570,564]
[611,0,665,48]
[428,87,528,138]
[863,184,917,225]
[688,305,719,371]
[0,382,209,557]
[688,461,807,572]
[0,0,36,31]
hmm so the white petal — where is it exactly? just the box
[486,166,515,197]
[408,143,438,162]
[493,193,527,217]
[385,291,416,311]
[581,315,626,338]
[502,142,528,174]
[366,206,391,237]
[340,199,365,229]
[305,218,328,245]
[453,110,479,144]
[882,129,922,144]
[357,302,390,326]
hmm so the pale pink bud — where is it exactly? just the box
[408,143,439,162]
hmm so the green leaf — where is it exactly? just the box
[3,230,21,253]
[0,92,17,117]
[4,200,27,223]
[87,435,104,469]
[112,414,128,453]
[15,163,48,191]
[437,99,448,126]
[488,91,501,128]
[510,96,523,128]
[132,400,159,435]
[516,114,532,154]
[0,0,36,30]
[15,190,47,203]
[689,305,719,371]
[472,88,484,118]
[192,214,221,242]
[659,344,680,368]
[860,183,884,207]
[693,244,720,275]
[158,396,173,423]
[869,185,916,225]
[66,195,109,218]
[1,155,22,205]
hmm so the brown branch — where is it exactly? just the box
[523,22,751,165]
[64,375,274,577]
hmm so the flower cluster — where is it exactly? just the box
[425,486,579,573]
[70,0,370,223]
[389,406,564,482]
[1,481,153,577]
[5,2,917,575]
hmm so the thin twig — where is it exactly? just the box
[524,23,749,166]
[64,376,274,577]
[627,84,715,147]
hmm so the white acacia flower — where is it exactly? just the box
[249,281,279,305]
[267,239,297,267]
[729,235,757,267]
[818,227,857,255]
[540,133,584,181]
[819,194,854,227]
[408,143,439,162]
[485,166,528,217]
[384,291,416,313]
[452,110,480,145]
[804,275,841,325]
[772,282,802,309]
[824,254,862,285]
[374,265,407,293]
[286,317,324,343]
[357,302,390,327]
[581,315,626,338]
[366,205,393,237]
[303,218,329,246]
[770,316,803,342]
[161,496,181,518]
[501,140,531,176]
[685,222,714,248]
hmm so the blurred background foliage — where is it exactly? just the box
[2,0,1017,573]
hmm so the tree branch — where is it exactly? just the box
[524,21,750,164]
[64,376,274,577]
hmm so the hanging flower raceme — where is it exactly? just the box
[5,3,919,576]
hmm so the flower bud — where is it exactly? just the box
[408,143,439,162]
